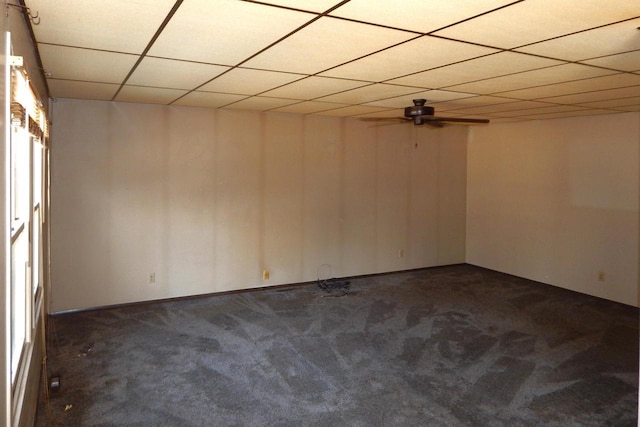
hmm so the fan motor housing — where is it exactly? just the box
[404,104,434,119]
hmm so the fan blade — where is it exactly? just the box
[425,116,490,124]
[359,117,412,127]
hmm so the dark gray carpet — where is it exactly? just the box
[37,265,638,426]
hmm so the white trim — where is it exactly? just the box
[2,30,12,427]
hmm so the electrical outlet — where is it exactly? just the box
[598,271,605,282]
[398,249,404,258]
[263,269,270,281]
[149,272,156,284]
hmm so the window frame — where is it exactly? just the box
[8,59,48,399]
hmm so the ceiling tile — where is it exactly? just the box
[250,1,344,13]
[261,76,370,99]
[577,96,640,109]
[115,86,188,104]
[320,36,497,82]
[581,50,640,72]
[433,0,640,49]
[445,100,556,115]
[616,104,640,111]
[127,57,229,90]
[270,101,349,114]
[47,80,119,100]
[446,64,615,94]
[243,16,415,74]
[147,0,314,64]
[516,18,640,61]
[492,105,591,118]
[387,51,563,88]
[534,86,640,105]
[517,109,620,120]
[171,91,247,109]
[223,96,299,111]
[357,109,405,119]
[414,90,479,103]
[429,95,518,111]
[497,73,640,100]
[364,90,476,108]
[329,0,516,33]
[38,44,138,83]
[316,83,425,104]
[27,0,640,121]
[199,68,305,95]
[27,0,177,53]
[316,105,391,116]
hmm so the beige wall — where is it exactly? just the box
[50,99,468,312]
[467,112,639,306]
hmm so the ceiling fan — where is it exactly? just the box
[361,99,490,127]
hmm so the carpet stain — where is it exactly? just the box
[529,376,638,425]
[499,330,537,357]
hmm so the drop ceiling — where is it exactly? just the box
[23,0,640,122]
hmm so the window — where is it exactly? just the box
[9,109,29,383]
[10,223,27,382]
[9,60,48,386]
[32,141,43,319]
